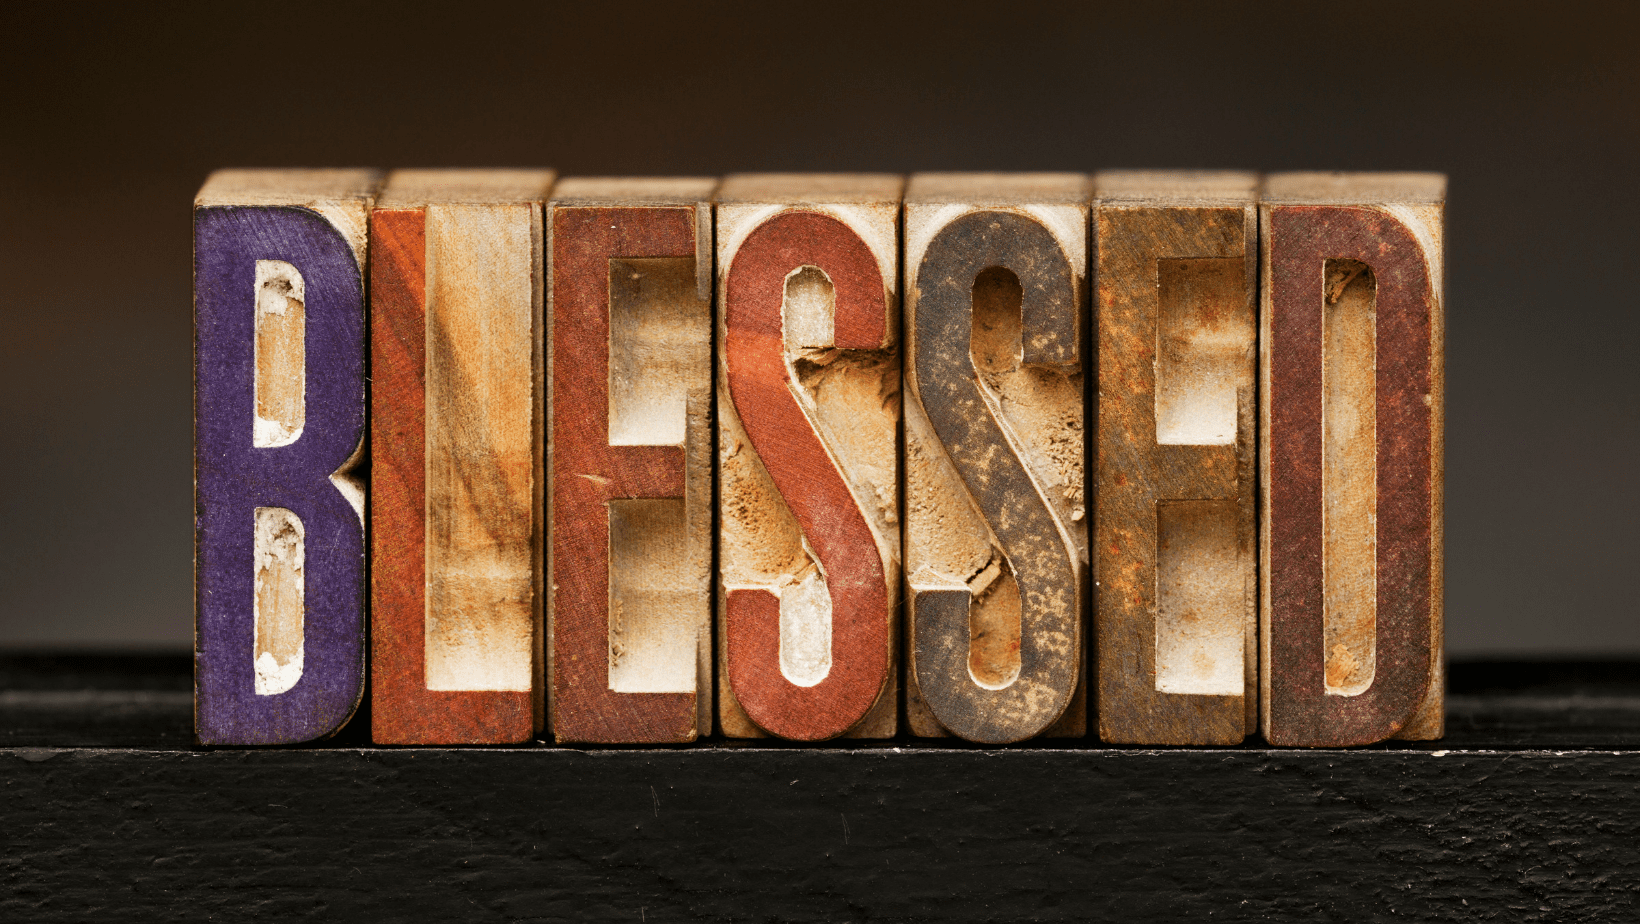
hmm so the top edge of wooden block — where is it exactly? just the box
[1095,170,1259,203]
[1260,171,1446,204]
[716,173,904,205]
[195,169,384,207]
[550,176,717,206]
[906,172,1092,205]
[375,169,557,208]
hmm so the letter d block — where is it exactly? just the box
[548,178,716,743]
[904,173,1091,743]
[1261,173,1445,747]
[717,174,903,741]
[1094,171,1260,745]
[371,169,554,744]
[194,170,380,744]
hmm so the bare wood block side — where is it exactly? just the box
[903,173,1090,743]
[1260,172,1445,747]
[1094,170,1259,745]
[370,169,554,745]
[547,177,716,743]
[195,169,380,745]
[716,173,903,741]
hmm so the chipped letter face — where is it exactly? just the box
[369,170,553,745]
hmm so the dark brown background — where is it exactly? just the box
[0,1,1633,654]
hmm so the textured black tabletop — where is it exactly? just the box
[4,655,1639,921]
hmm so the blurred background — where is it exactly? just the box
[0,1,1633,655]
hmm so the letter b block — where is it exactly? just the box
[194,170,379,744]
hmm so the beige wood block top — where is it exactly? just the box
[906,172,1092,205]
[1095,170,1259,202]
[195,169,383,207]
[716,173,904,204]
[1261,172,1446,204]
[551,177,717,205]
[376,169,556,208]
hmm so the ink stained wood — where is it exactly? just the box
[548,185,713,743]
[370,171,551,744]
[1261,173,1445,747]
[718,176,901,741]
[1094,175,1258,745]
[193,170,376,745]
[904,175,1089,743]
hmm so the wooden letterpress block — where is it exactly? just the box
[903,173,1090,743]
[370,169,554,744]
[716,174,902,741]
[1094,171,1259,745]
[547,178,716,743]
[194,169,380,744]
[1261,172,1445,747]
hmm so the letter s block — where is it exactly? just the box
[1261,172,1445,747]
[370,170,554,744]
[1094,171,1259,745]
[194,170,380,744]
[548,177,716,743]
[903,173,1091,743]
[716,174,903,741]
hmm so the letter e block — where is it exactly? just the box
[1094,171,1259,745]
[548,177,716,743]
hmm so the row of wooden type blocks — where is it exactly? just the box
[194,169,1443,748]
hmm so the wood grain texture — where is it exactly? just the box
[548,178,715,743]
[193,169,378,745]
[717,174,902,740]
[1093,171,1258,745]
[1260,172,1445,747]
[903,173,1090,743]
[370,169,553,745]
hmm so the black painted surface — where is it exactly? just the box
[4,657,1640,920]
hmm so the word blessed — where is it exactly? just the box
[194,170,1443,749]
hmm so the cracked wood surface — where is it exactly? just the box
[716,174,902,741]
